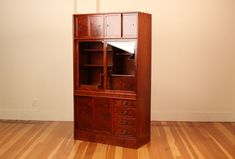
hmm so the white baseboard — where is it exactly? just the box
[151,111,235,122]
[0,109,73,121]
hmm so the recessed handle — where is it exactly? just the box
[121,130,128,135]
[121,120,128,125]
[121,111,128,115]
[123,101,128,106]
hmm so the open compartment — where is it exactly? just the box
[78,41,104,90]
[106,41,136,91]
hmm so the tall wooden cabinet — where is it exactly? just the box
[73,12,151,148]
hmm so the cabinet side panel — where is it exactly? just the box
[136,13,152,141]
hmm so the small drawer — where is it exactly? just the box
[113,108,136,118]
[113,99,136,108]
[114,118,136,127]
[113,126,136,137]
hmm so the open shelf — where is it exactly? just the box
[81,64,113,67]
[80,84,100,90]
[111,74,135,77]
[83,49,112,52]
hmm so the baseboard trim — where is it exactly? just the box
[151,111,235,122]
[0,109,73,121]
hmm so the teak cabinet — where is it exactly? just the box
[73,12,151,148]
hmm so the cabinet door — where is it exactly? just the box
[89,15,104,38]
[74,15,89,38]
[122,14,138,38]
[76,97,92,130]
[104,14,121,38]
[93,98,112,133]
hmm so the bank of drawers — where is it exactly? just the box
[113,99,136,137]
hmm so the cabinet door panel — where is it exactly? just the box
[89,15,104,38]
[93,98,112,133]
[122,14,138,37]
[75,15,89,38]
[105,14,121,38]
[76,97,92,130]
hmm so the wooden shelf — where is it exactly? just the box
[83,49,112,52]
[80,64,113,67]
[115,53,132,56]
[80,84,100,90]
[110,74,135,77]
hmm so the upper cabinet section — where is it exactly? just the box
[122,13,138,38]
[104,14,121,38]
[74,15,89,38]
[74,13,138,39]
[89,15,104,38]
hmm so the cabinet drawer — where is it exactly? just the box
[122,13,138,38]
[113,107,136,118]
[113,126,136,137]
[114,118,136,127]
[113,99,136,108]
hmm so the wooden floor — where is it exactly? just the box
[0,121,234,159]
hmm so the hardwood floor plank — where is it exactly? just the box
[114,146,123,159]
[105,145,115,159]
[0,120,234,159]
[122,147,138,159]
[83,142,97,159]
[92,143,108,159]
[169,124,192,159]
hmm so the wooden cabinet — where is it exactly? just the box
[73,12,151,148]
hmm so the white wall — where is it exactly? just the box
[0,0,74,121]
[97,0,235,121]
[75,0,98,13]
[0,0,234,121]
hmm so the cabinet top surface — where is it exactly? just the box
[73,11,151,16]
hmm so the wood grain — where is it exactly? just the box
[0,120,234,159]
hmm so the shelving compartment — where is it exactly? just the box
[107,41,136,91]
[78,41,105,90]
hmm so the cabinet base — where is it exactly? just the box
[74,129,149,149]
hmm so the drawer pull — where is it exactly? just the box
[121,120,128,125]
[121,111,128,115]
[123,101,128,106]
[121,130,128,135]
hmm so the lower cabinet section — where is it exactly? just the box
[74,96,147,148]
